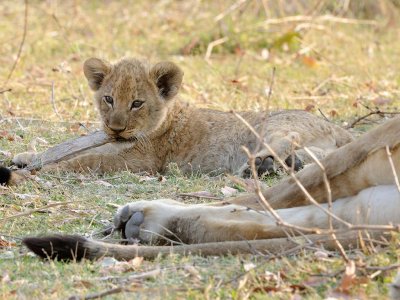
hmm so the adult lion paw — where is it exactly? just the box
[113,199,183,244]
[12,151,38,168]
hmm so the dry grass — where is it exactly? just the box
[1,0,400,299]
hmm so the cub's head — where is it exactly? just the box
[83,57,183,140]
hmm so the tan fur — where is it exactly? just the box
[225,115,400,209]
[89,117,400,259]
[13,57,353,177]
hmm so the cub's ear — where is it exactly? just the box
[83,58,111,91]
[150,62,183,101]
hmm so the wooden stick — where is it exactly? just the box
[26,131,114,171]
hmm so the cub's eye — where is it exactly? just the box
[103,96,114,106]
[131,100,144,110]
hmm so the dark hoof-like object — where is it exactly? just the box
[243,156,276,178]
[285,154,303,171]
[257,156,275,177]
[121,211,145,242]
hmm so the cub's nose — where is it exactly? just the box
[108,126,126,134]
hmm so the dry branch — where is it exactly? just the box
[214,0,249,22]
[25,131,114,171]
[205,37,229,61]
[346,103,400,129]
[303,146,349,262]
[386,145,400,193]
[0,201,76,222]
[259,15,379,27]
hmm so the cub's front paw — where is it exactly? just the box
[113,199,183,244]
[242,154,303,178]
[12,151,38,168]
[242,156,276,178]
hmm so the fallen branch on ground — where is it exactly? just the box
[25,130,115,171]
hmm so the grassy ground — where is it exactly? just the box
[1,0,400,299]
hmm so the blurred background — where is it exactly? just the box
[1,0,399,123]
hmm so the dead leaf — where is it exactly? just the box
[73,279,94,288]
[220,186,238,197]
[14,193,39,200]
[314,250,329,260]
[99,257,119,268]
[0,237,16,248]
[300,55,317,68]
[1,272,11,284]
[69,123,84,133]
[329,110,338,117]
[128,256,144,269]
[0,131,9,139]
[338,260,356,294]
[243,262,256,272]
[28,137,48,152]
[228,176,269,193]
[237,273,249,291]
[305,104,315,112]
[99,256,144,274]
[139,176,157,183]
[0,150,12,158]
[0,131,22,142]
[184,265,202,281]
[261,48,269,60]
[94,180,113,187]
[264,271,279,282]
[181,191,217,198]
[373,96,392,106]
[158,175,166,182]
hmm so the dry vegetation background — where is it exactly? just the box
[0,0,400,299]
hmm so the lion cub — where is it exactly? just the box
[12,57,353,177]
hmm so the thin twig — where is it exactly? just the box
[0,201,76,221]
[50,81,63,120]
[260,15,379,27]
[3,0,28,88]
[83,286,133,300]
[214,0,248,22]
[179,193,222,201]
[366,263,400,272]
[346,110,400,129]
[204,37,228,61]
[303,146,349,262]
[386,146,400,193]
[255,66,276,155]
[317,108,330,123]
[0,88,12,94]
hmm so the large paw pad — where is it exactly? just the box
[114,206,145,243]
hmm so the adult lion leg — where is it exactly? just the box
[23,185,400,260]
[114,184,400,244]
